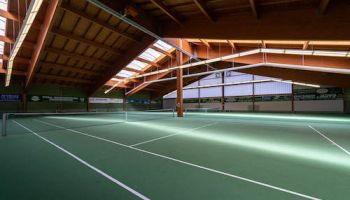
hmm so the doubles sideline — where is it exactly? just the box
[33,118,321,200]
[308,125,350,156]
[13,120,150,200]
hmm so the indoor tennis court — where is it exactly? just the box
[1,0,350,200]
[1,111,350,200]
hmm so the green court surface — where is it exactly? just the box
[1,112,350,200]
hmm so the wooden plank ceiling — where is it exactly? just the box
[2,0,350,98]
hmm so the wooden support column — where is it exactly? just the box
[176,49,184,117]
[87,97,91,112]
[22,93,27,112]
[122,96,127,111]
[291,84,295,112]
[221,72,225,111]
[252,75,255,112]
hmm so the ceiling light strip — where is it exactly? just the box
[5,0,44,86]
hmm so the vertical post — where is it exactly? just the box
[87,96,91,112]
[252,75,255,112]
[122,96,127,111]
[2,113,7,136]
[291,84,295,112]
[22,92,27,112]
[176,41,184,117]
[198,79,201,108]
[221,71,225,111]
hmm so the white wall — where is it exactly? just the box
[255,101,292,112]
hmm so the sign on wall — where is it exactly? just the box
[89,97,123,104]
[0,94,21,102]
[29,96,86,103]
[294,87,343,101]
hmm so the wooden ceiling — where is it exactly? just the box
[1,0,350,98]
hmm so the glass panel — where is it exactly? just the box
[154,40,172,51]
[127,60,147,70]
[117,70,135,78]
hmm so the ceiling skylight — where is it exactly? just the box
[0,0,7,64]
[154,40,172,51]
[127,60,147,70]
[116,69,135,78]
[109,39,175,90]
[139,48,163,62]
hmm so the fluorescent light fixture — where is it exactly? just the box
[262,48,285,54]
[274,80,320,88]
[284,49,313,55]
[183,79,274,90]
[5,0,44,86]
[313,50,348,57]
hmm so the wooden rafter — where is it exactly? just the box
[0,9,41,30]
[150,0,182,25]
[124,67,142,73]
[226,40,236,51]
[46,47,112,68]
[303,41,309,50]
[150,45,174,58]
[199,39,211,48]
[60,3,139,42]
[41,62,100,76]
[135,57,161,68]
[35,74,92,84]
[46,47,112,67]
[0,68,26,76]
[25,0,61,88]
[249,0,258,18]
[113,76,138,83]
[193,0,214,22]
[0,36,35,50]
[319,0,331,14]
[52,29,124,56]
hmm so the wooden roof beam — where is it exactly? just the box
[0,68,26,76]
[226,40,236,51]
[124,67,142,73]
[303,41,309,50]
[60,3,140,42]
[150,45,174,58]
[52,29,124,56]
[41,62,100,76]
[35,74,92,84]
[25,0,61,88]
[0,36,36,49]
[150,0,182,25]
[46,47,112,67]
[319,0,331,14]
[193,0,214,22]
[135,57,161,68]
[0,9,41,30]
[113,75,138,83]
[199,39,211,48]
[46,47,112,68]
[249,0,259,19]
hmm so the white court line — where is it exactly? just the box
[35,119,321,200]
[13,120,150,200]
[308,125,350,156]
[130,122,218,147]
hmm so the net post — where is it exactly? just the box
[125,111,128,121]
[2,113,7,136]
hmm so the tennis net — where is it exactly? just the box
[1,109,175,136]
